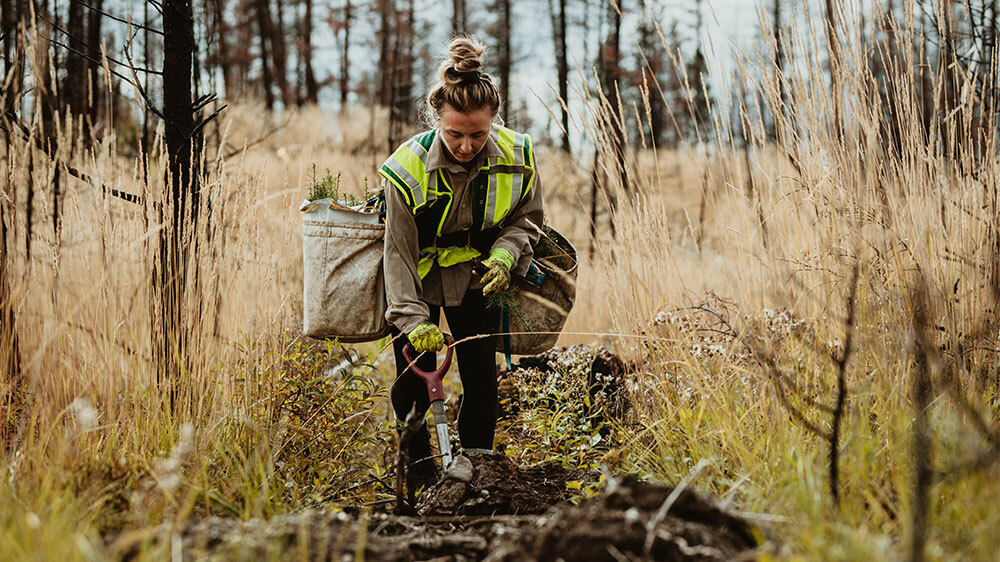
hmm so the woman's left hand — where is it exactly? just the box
[481,249,514,295]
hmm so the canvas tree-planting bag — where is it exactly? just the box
[496,226,578,355]
[301,198,389,342]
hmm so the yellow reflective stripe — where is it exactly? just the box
[490,172,515,227]
[436,171,453,236]
[418,245,482,277]
[437,246,481,268]
[418,256,434,279]
[496,127,516,163]
[386,142,432,210]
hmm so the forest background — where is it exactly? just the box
[1,0,1000,560]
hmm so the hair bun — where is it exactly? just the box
[426,34,501,120]
[443,36,485,84]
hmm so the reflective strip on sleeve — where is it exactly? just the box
[512,132,525,166]
[485,172,499,227]
[384,157,425,208]
[405,138,430,165]
[511,172,524,207]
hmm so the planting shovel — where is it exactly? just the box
[402,333,456,467]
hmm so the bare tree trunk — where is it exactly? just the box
[772,0,785,141]
[549,0,570,152]
[496,0,511,123]
[340,0,352,110]
[824,0,843,142]
[212,0,234,99]
[160,0,198,385]
[64,0,86,118]
[452,0,465,35]
[255,0,275,109]
[271,0,292,106]
[601,0,628,197]
[377,0,393,108]
[389,0,413,147]
[85,0,104,128]
[1,0,14,81]
[303,0,318,104]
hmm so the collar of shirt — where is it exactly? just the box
[426,127,504,174]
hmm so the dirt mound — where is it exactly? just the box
[121,475,758,561]
[416,452,594,516]
[494,476,759,561]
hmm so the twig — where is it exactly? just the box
[191,104,229,141]
[123,28,165,121]
[643,458,711,556]
[70,0,163,35]
[1,109,156,208]
[37,12,161,75]
[46,36,144,87]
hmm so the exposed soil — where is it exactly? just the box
[115,455,758,561]
[415,452,593,516]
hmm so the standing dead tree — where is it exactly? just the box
[452,0,466,35]
[548,0,570,152]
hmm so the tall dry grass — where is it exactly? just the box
[0,0,998,559]
[564,1,1000,559]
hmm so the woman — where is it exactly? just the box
[379,36,543,493]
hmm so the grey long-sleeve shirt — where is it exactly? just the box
[383,129,544,334]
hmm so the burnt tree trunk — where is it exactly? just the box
[452,0,465,34]
[271,0,292,106]
[549,0,570,152]
[211,0,234,98]
[824,0,843,143]
[496,0,511,123]
[64,0,87,118]
[388,0,413,147]
[255,0,275,109]
[302,0,318,104]
[377,0,395,108]
[159,0,198,384]
[772,0,785,141]
[601,0,628,198]
[85,0,104,128]
[340,0,352,110]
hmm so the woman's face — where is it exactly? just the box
[438,105,493,163]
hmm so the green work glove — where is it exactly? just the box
[408,321,444,352]
[481,248,514,296]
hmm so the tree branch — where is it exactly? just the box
[1,110,157,209]
[70,0,164,35]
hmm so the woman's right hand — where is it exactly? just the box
[408,322,445,352]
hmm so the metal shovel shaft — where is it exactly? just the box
[430,400,452,467]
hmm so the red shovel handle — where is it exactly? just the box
[402,333,455,402]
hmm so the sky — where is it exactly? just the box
[78,0,835,145]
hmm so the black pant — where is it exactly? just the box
[390,290,500,450]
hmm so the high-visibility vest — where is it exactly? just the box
[379,126,535,278]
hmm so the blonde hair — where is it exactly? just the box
[426,36,502,122]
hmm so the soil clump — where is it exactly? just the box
[415,452,592,516]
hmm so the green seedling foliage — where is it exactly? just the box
[270,337,393,508]
[498,347,617,472]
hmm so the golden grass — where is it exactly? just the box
[1,1,998,559]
